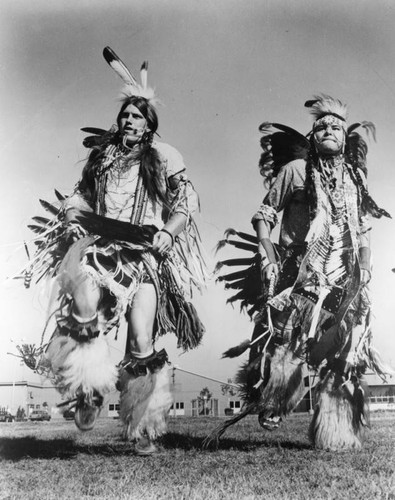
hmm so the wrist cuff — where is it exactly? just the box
[160,229,174,246]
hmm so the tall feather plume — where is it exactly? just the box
[103,47,158,104]
[140,61,148,91]
[103,46,137,86]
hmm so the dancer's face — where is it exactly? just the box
[119,103,149,146]
[313,117,345,156]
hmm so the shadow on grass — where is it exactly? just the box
[0,422,311,461]
[161,431,312,452]
[0,436,133,461]
[1,432,311,461]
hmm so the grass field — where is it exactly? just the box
[0,413,394,500]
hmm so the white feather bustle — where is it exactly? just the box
[309,371,366,450]
[45,334,117,399]
[119,365,173,441]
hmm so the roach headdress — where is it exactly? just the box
[305,94,348,132]
[103,46,159,107]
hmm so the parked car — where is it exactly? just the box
[62,408,75,421]
[29,410,51,422]
[0,411,15,422]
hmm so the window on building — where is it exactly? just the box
[115,404,120,411]
[36,404,41,409]
[170,402,185,410]
[109,404,115,411]
[230,401,241,409]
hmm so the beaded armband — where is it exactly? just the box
[251,203,278,228]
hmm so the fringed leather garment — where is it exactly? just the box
[204,117,391,449]
[17,136,207,379]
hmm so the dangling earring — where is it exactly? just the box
[341,130,346,155]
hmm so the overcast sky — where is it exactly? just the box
[1,0,395,385]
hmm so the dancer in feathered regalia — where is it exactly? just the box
[17,47,206,455]
[205,95,392,450]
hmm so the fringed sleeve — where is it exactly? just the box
[157,142,208,293]
[155,142,199,219]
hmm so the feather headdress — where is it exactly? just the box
[256,95,390,218]
[305,94,348,130]
[103,46,159,106]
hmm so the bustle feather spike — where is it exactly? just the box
[216,269,248,283]
[80,127,108,136]
[214,258,254,276]
[39,199,60,216]
[223,228,258,244]
[215,239,258,253]
[54,189,66,201]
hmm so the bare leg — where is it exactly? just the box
[120,282,172,454]
[72,276,101,319]
[126,282,157,355]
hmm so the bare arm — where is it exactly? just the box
[255,219,279,284]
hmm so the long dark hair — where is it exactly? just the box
[305,133,390,220]
[79,95,168,208]
[117,96,167,206]
[116,95,159,141]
